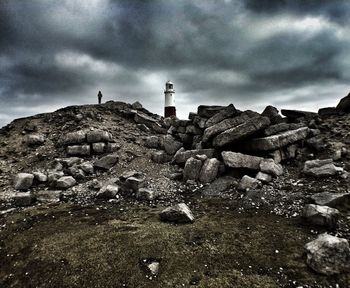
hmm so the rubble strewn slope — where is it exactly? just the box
[1,97,350,288]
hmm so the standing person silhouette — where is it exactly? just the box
[97,91,103,104]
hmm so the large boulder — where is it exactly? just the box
[173,148,216,164]
[183,157,203,181]
[163,135,183,155]
[318,107,337,117]
[303,159,343,177]
[56,176,76,189]
[305,234,350,275]
[199,158,220,183]
[336,92,350,113]
[94,154,119,170]
[63,131,86,145]
[159,203,195,223]
[261,105,283,124]
[205,104,237,127]
[213,116,270,147]
[134,112,159,129]
[67,145,91,156]
[86,130,112,143]
[221,151,263,170]
[243,127,309,152]
[259,159,283,177]
[197,105,225,118]
[14,173,34,190]
[302,204,340,230]
[311,192,350,208]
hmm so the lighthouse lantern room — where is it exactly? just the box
[164,81,176,118]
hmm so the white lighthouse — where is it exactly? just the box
[164,80,176,117]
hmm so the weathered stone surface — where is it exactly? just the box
[336,92,350,113]
[263,123,304,137]
[259,159,283,177]
[67,145,91,156]
[47,171,64,183]
[310,192,350,208]
[86,130,112,143]
[35,190,61,203]
[56,176,76,189]
[136,188,158,201]
[106,143,120,153]
[131,101,143,110]
[202,176,237,197]
[183,157,202,181]
[145,136,160,149]
[318,107,337,117]
[306,137,326,152]
[33,172,47,182]
[134,112,158,128]
[151,151,172,163]
[27,133,45,146]
[12,192,33,206]
[261,105,283,124]
[281,109,318,120]
[159,203,195,223]
[255,172,272,183]
[92,142,106,154]
[205,104,237,127]
[199,158,220,183]
[96,185,119,199]
[94,154,119,170]
[221,152,263,170]
[238,175,261,191]
[137,124,150,132]
[59,157,82,167]
[80,162,94,174]
[14,173,34,190]
[243,127,309,152]
[202,112,255,143]
[197,105,225,118]
[193,116,207,129]
[173,148,216,164]
[163,135,183,155]
[185,125,202,135]
[63,131,86,145]
[213,116,270,147]
[305,234,350,275]
[268,144,298,163]
[125,176,146,192]
[303,159,343,177]
[302,204,340,230]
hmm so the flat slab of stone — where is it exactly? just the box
[63,131,86,145]
[159,203,195,223]
[35,190,62,203]
[310,192,350,208]
[205,104,237,127]
[222,151,263,170]
[67,145,91,156]
[94,154,119,170]
[213,116,270,147]
[263,123,304,137]
[86,130,112,143]
[197,105,225,118]
[173,148,216,164]
[259,159,283,177]
[303,159,343,177]
[281,109,318,120]
[11,192,33,206]
[243,127,309,152]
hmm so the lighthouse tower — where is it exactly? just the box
[164,81,176,118]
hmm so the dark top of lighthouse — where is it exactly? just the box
[165,81,174,90]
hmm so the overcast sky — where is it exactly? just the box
[1,0,350,127]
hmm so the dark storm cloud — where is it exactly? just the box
[0,0,349,126]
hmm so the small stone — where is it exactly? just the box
[26,133,45,146]
[125,176,146,192]
[302,204,340,230]
[94,154,119,170]
[67,145,91,156]
[92,142,106,154]
[33,172,48,182]
[80,162,94,174]
[63,131,86,145]
[96,185,119,199]
[35,190,61,203]
[145,136,160,149]
[255,172,272,183]
[136,188,158,201]
[183,157,202,181]
[86,130,112,143]
[238,175,261,191]
[159,203,195,223]
[310,192,350,208]
[14,173,34,190]
[303,159,343,177]
[151,151,173,163]
[259,159,283,177]
[131,101,143,110]
[56,176,76,189]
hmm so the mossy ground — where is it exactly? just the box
[1,198,349,288]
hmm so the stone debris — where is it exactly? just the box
[310,192,350,208]
[259,159,283,177]
[159,203,195,223]
[183,157,202,181]
[173,148,216,164]
[56,176,76,189]
[151,151,172,164]
[303,159,343,177]
[302,204,340,230]
[96,185,119,199]
[14,173,34,190]
[255,172,272,183]
[222,151,263,170]
[238,175,261,191]
[136,188,158,201]
[33,172,48,183]
[94,154,119,170]
[199,158,220,183]
[26,133,45,146]
[35,190,62,203]
[305,234,350,275]
[11,192,33,206]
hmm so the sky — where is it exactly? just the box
[1,0,350,127]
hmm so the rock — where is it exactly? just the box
[183,157,203,181]
[263,123,304,137]
[146,261,159,276]
[302,204,340,230]
[92,142,106,154]
[303,159,343,177]
[238,175,261,191]
[96,185,119,199]
[151,151,172,163]
[205,104,237,127]
[63,131,86,145]
[35,190,61,203]
[281,109,318,120]
[310,192,350,208]
[47,171,64,183]
[80,162,94,174]
[202,176,237,197]
[163,135,183,155]
[33,172,47,182]
[26,133,45,146]
[125,176,146,192]
[336,92,350,113]
[106,143,120,153]
[213,116,270,147]
[305,234,350,275]
[59,157,82,167]
[94,154,119,170]
[318,107,337,117]
[136,188,158,201]
[193,116,207,129]
[243,127,309,152]
[259,159,283,177]
[145,136,160,149]
[14,173,34,190]
[199,158,220,183]
[196,154,208,162]
[120,170,145,181]
[255,172,272,183]
[131,101,143,110]
[261,105,283,124]
[221,151,263,170]
[197,105,225,118]
[86,130,112,143]
[173,148,216,164]
[137,124,150,133]
[67,145,91,156]
[159,203,195,223]
[185,125,202,135]
[56,176,76,189]
[11,192,33,206]
[202,112,256,143]
[67,167,85,180]
[305,137,326,152]
[134,112,158,128]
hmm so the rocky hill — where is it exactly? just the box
[0,96,350,288]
